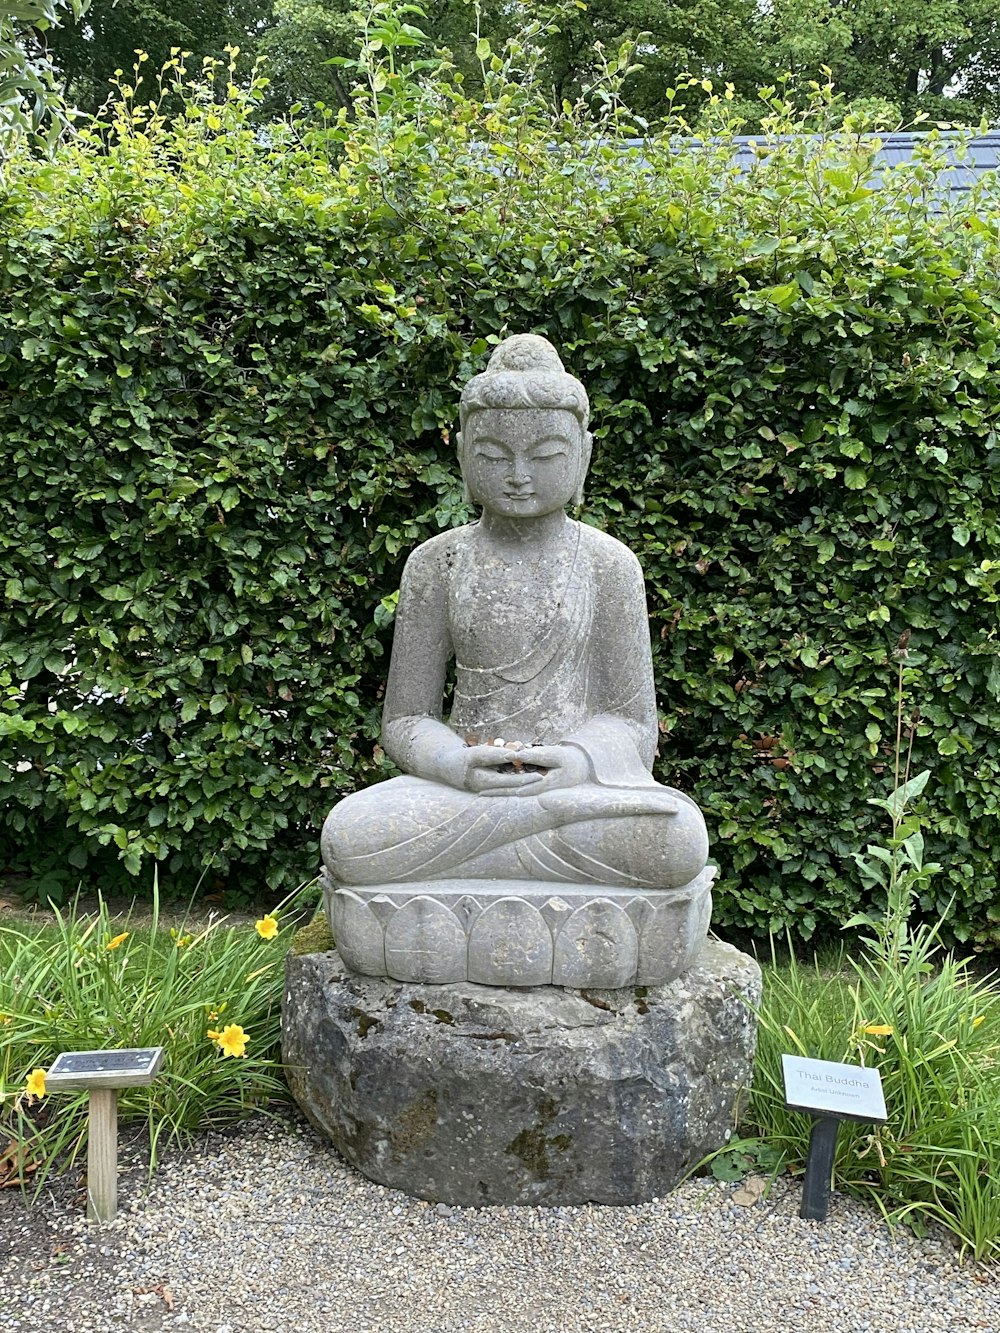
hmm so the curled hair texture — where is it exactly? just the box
[459,334,589,428]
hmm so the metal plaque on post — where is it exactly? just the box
[782,1054,888,1223]
[45,1046,165,1224]
[782,1055,887,1122]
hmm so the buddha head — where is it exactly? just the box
[457,334,593,516]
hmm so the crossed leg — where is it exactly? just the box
[321,776,708,889]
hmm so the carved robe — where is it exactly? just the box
[321,519,707,889]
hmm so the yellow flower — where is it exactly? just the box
[206,1029,221,1041]
[174,933,193,949]
[216,1024,248,1058]
[255,915,279,940]
[105,932,129,951]
[26,1068,47,1099]
[972,1016,985,1029]
[863,1024,894,1036]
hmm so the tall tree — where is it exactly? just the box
[46,0,272,114]
[532,0,1000,125]
[532,0,757,111]
[39,0,1000,127]
[253,0,1000,128]
[255,0,356,115]
[254,0,516,116]
[752,0,1000,124]
[0,0,89,148]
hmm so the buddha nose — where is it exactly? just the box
[508,455,531,486]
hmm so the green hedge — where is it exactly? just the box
[1,57,998,939]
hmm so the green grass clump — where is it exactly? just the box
[734,769,1000,1261]
[1,882,312,1182]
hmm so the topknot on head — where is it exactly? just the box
[486,334,566,376]
[459,333,589,428]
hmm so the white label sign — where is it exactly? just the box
[782,1054,887,1123]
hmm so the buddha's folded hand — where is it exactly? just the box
[476,744,590,798]
[436,742,546,796]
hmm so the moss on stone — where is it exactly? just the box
[290,910,336,957]
[504,1097,571,1181]
[349,1006,382,1039]
[391,1089,439,1157]
[505,1125,572,1180]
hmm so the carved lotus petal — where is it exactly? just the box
[384,896,467,984]
[624,895,653,929]
[468,898,553,986]
[332,890,387,977]
[636,886,713,987]
[553,901,637,989]
[539,896,573,935]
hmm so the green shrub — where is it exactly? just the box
[1,30,998,939]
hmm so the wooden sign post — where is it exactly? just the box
[46,1047,165,1223]
[781,1054,888,1222]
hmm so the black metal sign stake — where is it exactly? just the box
[800,1114,841,1221]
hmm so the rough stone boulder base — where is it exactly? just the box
[282,939,761,1206]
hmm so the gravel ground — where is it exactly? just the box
[2,1110,998,1333]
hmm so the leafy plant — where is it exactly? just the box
[844,636,940,958]
[706,1136,786,1184]
[0,0,90,155]
[735,664,1000,1259]
[744,905,1000,1258]
[0,879,310,1184]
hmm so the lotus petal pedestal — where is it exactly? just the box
[324,866,716,989]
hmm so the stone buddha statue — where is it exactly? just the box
[320,334,715,987]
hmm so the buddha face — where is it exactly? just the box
[460,408,591,519]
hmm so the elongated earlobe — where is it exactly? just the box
[574,430,593,506]
[457,430,475,504]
